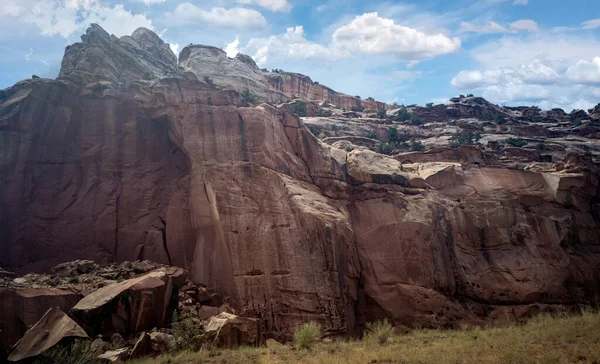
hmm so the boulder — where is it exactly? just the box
[130,332,151,358]
[98,347,129,362]
[198,305,220,320]
[0,288,83,356]
[149,332,176,353]
[70,268,185,336]
[205,312,260,348]
[7,308,88,362]
[347,150,408,185]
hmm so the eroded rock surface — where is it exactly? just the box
[1,25,599,345]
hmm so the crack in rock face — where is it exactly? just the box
[0,24,599,345]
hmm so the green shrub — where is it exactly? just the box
[426,102,434,107]
[450,130,481,147]
[410,117,424,126]
[395,108,412,122]
[293,322,321,349]
[364,319,394,345]
[351,105,365,112]
[376,142,397,155]
[411,139,425,151]
[467,93,474,97]
[377,109,387,119]
[364,130,378,140]
[495,114,507,124]
[505,138,528,148]
[171,312,204,352]
[143,72,151,81]
[203,76,214,86]
[241,89,258,105]
[289,101,308,117]
[366,97,375,101]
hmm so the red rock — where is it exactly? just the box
[0,288,83,357]
[205,312,260,348]
[7,308,88,362]
[130,332,151,358]
[70,268,185,336]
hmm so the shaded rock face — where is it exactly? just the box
[0,288,83,356]
[1,25,600,342]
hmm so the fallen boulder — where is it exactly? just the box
[205,312,260,348]
[98,347,129,362]
[0,288,83,357]
[70,267,185,337]
[7,308,88,362]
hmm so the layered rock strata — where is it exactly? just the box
[1,25,599,344]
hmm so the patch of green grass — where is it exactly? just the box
[131,310,600,364]
[293,322,321,350]
[364,319,393,345]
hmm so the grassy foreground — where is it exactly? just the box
[132,311,600,364]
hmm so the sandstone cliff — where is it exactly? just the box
[1,25,599,342]
[178,44,383,110]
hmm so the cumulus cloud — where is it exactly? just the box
[242,26,349,65]
[12,0,152,38]
[236,0,291,13]
[452,55,600,110]
[332,13,461,60]
[582,19,600,30]
[565,58,600,85]
[225,37,240,58]
[170,3,268,31]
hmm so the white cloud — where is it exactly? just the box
[170,3,268,31]
[513,0,528,4]
[392,70,422,82]
[225,37,240,58]
[450,33,600,109]
[582,19,600,30]
[236,0,291,13]
[169,43,180,57]
[13,0,152,39]
[332,13,461,60]
[459,21,507,34]
[242,26,349,65]
[565,58,600,85]
[1,0,22,16]
[509,19,538,32]
[131,0,166,5]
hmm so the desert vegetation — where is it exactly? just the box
[130,310,600,364]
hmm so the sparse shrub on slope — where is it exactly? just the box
[293,322,321,350]
[505,138,528,148]
[241,89,258,105]
[450,130,481,147]
[364,319,393,345]
[203,76,214,86]
[289,101,308,117]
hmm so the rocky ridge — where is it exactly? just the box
[1,24,600,358]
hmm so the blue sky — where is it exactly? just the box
[1,0,599,111]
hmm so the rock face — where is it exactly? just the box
[70,268,185,336]
[0,288,83,356]
[7,308,88,362]
[178,45,382,110]
[1,24,600,344]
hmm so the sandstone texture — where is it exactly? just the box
[1,24,599,349]
[7,307,88,362]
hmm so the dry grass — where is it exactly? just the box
[130,310,600,364]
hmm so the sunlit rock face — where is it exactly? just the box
[1,24,599,341]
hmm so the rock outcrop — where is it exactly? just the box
[70,268,185,336]
[7,308,88,362]
[1,24,600,348]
